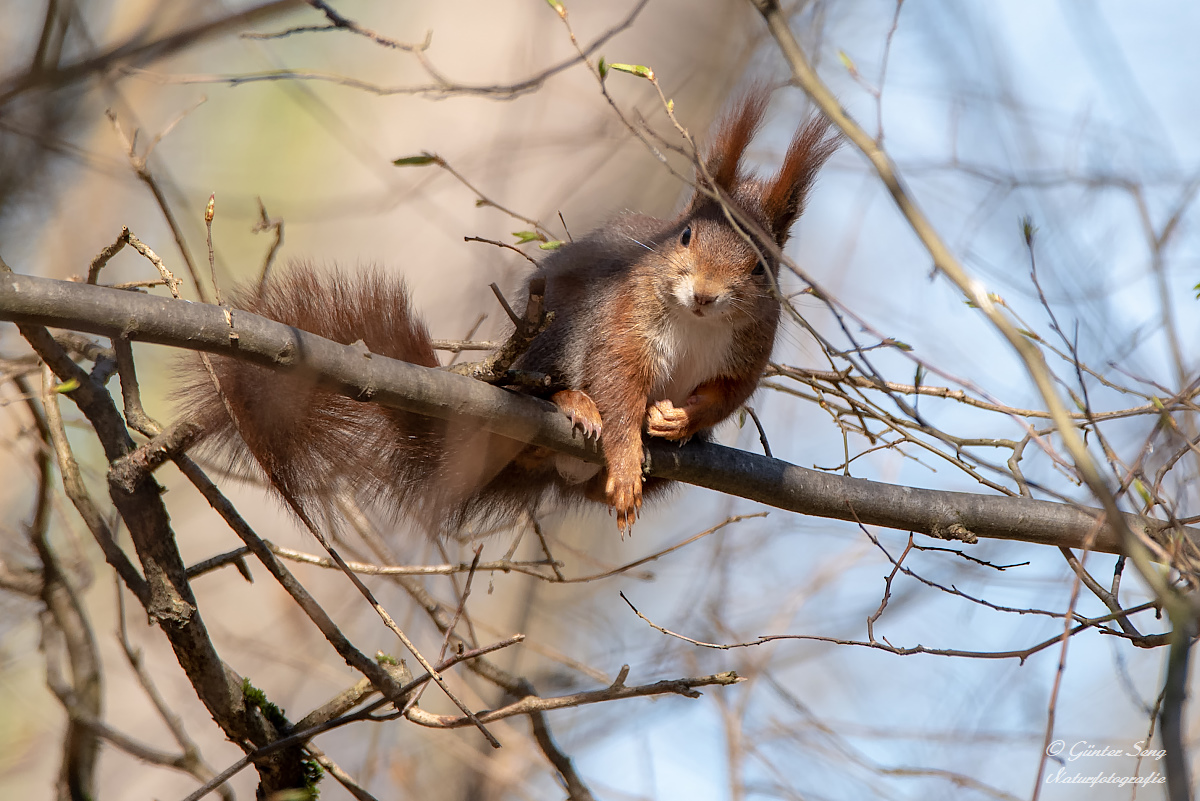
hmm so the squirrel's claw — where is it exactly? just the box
[605,471,642,534]
[551,389,603,441]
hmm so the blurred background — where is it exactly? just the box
[1,1,1198,799]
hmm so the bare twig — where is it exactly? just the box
[252,197,284,288]
[180,636,525,801]
[105,114,204,300]
[430,338,503,354]
[116,583,234,801]
[85,226,183,297]
[747,0,1187,696]
[204,194,220,305]
[170,453,422,712]
[624,588,1161,662]
[464,235,540,267]
[31,370,103,799]
[0,1,303,104]
[148,0,650,101]
[404,667,743,728]
[16,370,148,604]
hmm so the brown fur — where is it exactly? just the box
[515,86,839,530]
[176,87,839,536]
[706,87,769,192]
[763,116,840,246]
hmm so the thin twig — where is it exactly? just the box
[464,235,540,266]
[204,194,220,305]
[105,112,205,301]
[252,197,285,288]
[150,0,651,102]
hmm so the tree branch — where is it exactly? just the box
[0,272,1190,556]
[0,1,304,105]
[10,302,303,792]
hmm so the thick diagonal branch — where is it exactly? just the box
[0,272,1191,556]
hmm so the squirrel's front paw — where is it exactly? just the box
[551,389,603,441]
[645,399,691,440]
[605,471,643,533]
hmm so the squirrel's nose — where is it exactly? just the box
[693,291,718,307]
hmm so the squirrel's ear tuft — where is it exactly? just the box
[762,115,840,246]
[701,86,770,194]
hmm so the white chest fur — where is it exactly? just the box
[648,309,736,404]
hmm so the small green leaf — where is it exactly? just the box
[1151,395,1165,410]
[1016,329,1042,341]
[598,57,609,81]
[888,339,913,352]
[737,409,747,429]
[838,50,858,76]
[609,63,655,80]
[545,0,565,16]
[513,231,543,244]
[1020,214,1037,246]
[966,294,1004,309]
[1193,280,1200,299]
[392,153,439,167]
[666,98,674,114]
[538,240,564,250]
[1133,478,1153,506]
[55,378,79,393]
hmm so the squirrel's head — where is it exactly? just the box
[663,87,839,321]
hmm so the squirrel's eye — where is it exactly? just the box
[752,261,766,276]
[680,225,692,247]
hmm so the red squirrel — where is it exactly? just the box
[177,88,837,535]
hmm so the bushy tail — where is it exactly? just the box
[175,264,455,530]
